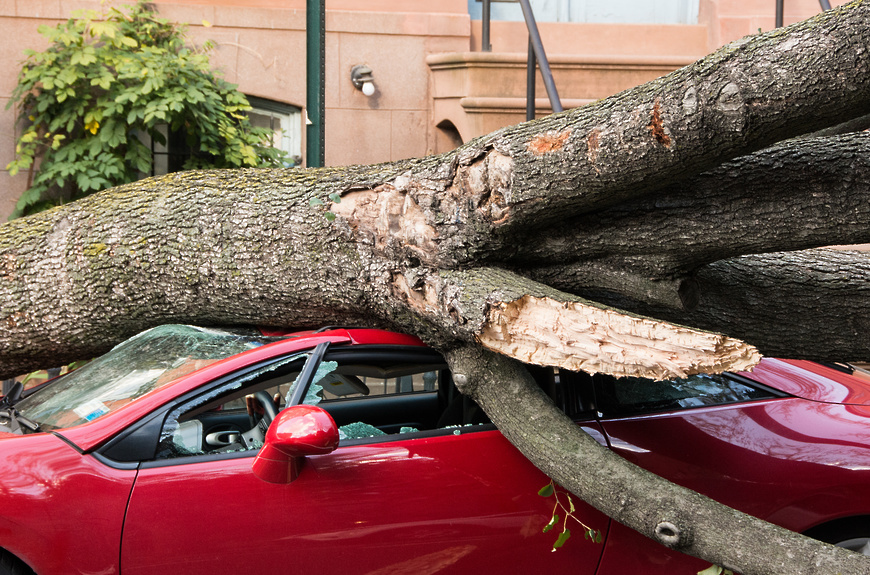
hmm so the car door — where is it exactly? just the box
[119,347,610,574]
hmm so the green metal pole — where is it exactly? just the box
[306,0,325,167]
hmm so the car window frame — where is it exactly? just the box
[98,351,315,467]
[298,346,455,439]
[98,344,489,469]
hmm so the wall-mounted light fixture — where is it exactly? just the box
[350,64,376,97]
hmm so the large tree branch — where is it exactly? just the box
[597,249,870,362]
[411,2,870,242]
[445,345,870,575]
[511,132,870,276]
[0,170,759,380]
[329,3,870,271]
[3,3,870,375]
[387,267,759,379]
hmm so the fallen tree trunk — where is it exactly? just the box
[2,2,869,373]
[2,3,870,574]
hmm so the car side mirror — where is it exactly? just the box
[252,404,339,484]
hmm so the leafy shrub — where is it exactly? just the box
[6,1,287,218]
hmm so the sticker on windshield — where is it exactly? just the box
[73,400,110,422]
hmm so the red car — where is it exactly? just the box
[0,324,868,574]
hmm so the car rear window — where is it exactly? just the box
[592,372,778,417]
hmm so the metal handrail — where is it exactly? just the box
[481,0,835,117]
[518,0,563,117]
[479,0,563,120]
[777,0,832,27]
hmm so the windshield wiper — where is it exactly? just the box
[0,382,41,433]
[0,407,41,434]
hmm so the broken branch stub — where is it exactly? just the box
[478,295,761,380]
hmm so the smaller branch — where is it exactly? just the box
[391,266,759,379]
[520,259,695,312]
[806,113,870,137]
[445,345,870,575]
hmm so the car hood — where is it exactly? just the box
[743,359,870,405]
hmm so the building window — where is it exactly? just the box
[147,124,190,177]
[141,97,303,177]
[246,96,303,168]
[469,0,699,25]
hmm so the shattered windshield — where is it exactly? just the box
[15,325,277,431]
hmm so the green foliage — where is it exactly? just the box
[20,359,90,389]
[309,191,341,221]
[698,565,734,575]
[538,480,602,552]
[6,1,288,219]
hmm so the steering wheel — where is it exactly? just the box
[239,391,279,449]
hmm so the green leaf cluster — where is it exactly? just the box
[538,480,602,552]
[5,1,289,218]
[309,192,342,221]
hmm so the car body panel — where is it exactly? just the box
[741,359,870,405]
[0,433,135,575]
[4,326,870,574]
[593,398,870,574]
[594,397,870,572]
[121,427,611,574]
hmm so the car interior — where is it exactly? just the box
[98,343,782,465]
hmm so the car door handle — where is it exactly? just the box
[206,431,240,446]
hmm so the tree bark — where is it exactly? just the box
[2,3,870,374]
[2,3,870,574]
[514,132,870,276]
[609,249,870,362]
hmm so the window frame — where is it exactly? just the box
[98,352,313,467]
[99,344,494,468]
[246,96,302,167]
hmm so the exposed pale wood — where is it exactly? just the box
[388,266,760,379]
[478,295,760,379]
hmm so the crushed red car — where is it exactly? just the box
[0,324,868,574]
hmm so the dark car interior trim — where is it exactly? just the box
[96,342,791,471]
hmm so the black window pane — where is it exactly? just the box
[593,372,777,417]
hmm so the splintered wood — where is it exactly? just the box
[331,185,437,260]
[479,295,761,380]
